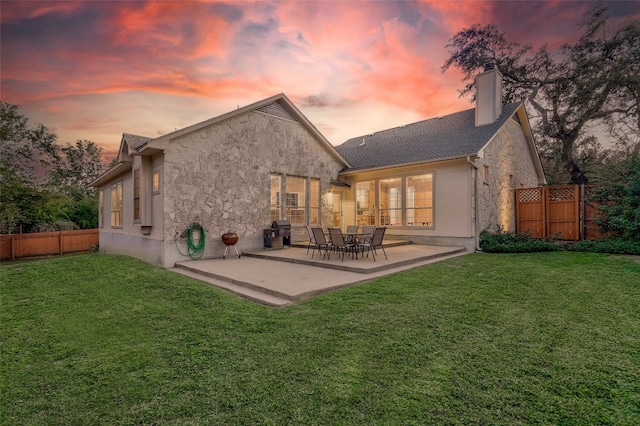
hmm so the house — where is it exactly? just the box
[91,65,545,268]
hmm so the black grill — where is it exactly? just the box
[271,220,291,247]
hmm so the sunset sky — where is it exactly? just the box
[2,1,639,161]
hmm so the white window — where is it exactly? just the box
[356,181,375,226]
[110,182,122,228]
[152,171,160,194]
[99,190,104,228]
[133,169,141,222]
[355,173,434,227]
[270,174,281,222]
[285,176,306,224]
[309,178,320,225]
[379,178,402,226]
[406,174,433,227]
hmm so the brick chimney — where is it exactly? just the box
[475,62,503,126]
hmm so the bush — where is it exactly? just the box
[589,156,640,240]
[568,238,640,255]
[479,229,561,253]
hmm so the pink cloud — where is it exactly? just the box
[2,0,638,155]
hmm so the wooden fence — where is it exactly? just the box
[515,185,602,241]
[0,229,99,261]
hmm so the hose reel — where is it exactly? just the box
[174,222,206,260]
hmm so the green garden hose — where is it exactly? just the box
[174,223,206,260]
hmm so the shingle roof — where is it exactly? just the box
[335,102,521,172]
[123,133,153,150]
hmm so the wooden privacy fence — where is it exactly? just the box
[0,229,99,261]
[515,185,602,241]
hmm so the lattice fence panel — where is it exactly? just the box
[548,186,576,202]
[517,188,542,202]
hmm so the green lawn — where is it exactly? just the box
[1,252,639,425]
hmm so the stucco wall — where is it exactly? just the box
[339,159,473,249]
[96,152,166,264]
[477,117,540,233]
[163,110,343,267]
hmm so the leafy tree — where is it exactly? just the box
[0,167,71,233]
[442,5,640,184]
[0,101,59,186]
[50,140,104,199]
[48,140,105,229]
[1,102,105,231]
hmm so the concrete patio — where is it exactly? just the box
[170,242,467,307]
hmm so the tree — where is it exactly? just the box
[442,5,640,184]
[1,102,105,231]
[0,166,71,233]
[0,101,59,186]
[49,140,105,228]
[50,140,105,199]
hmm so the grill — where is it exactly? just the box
[271,220,291,247]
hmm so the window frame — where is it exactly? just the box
[309,178,320,225]
[269,174,282,223]
[405,173,433,227]
[285,175,306,225]
[133,168,141,222]
[355,181,376,226]
[152,170,160,194]
[354,172,434,228]
[110,181,123,228]
[378,177,402,226]
[99,189,104,228]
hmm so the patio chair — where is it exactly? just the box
[359,227,387,261]
[361,225,376,244]
[328,227,356,262]
[345,225,359,244]
[310,227,331,260]
[306,225,316,254]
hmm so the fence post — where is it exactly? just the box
[11,235,15,260]
[579,184,585,241]
[543,186,548,239]
[59,231,63,256]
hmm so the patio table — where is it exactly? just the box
[343,232,368,259]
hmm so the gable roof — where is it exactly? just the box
[336,102,523,173]
[91,94,350,187]
[140,93,349,167]
[123,133,153,151]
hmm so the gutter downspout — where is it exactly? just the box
[467,156,480,251]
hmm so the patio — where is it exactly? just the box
[171,242,467,306]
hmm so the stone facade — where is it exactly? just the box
[92,94,545,268]
[163,108,344,264]
[476,116,540,234]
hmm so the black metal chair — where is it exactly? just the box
[310,227,331,260]
[361,225,376,244]
[306,226,316,254]
[359,227,387,261]
[328,228,356,262]
[345,225,359,244]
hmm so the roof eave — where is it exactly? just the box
[338,154,475,176]
[89,161,132,187]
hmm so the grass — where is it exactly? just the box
[1,253,639,425]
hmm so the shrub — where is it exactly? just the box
[589,156,640,240]
[479,229,561,253]
[568,238,640,255]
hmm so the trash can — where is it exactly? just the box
[264,228,275,248]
